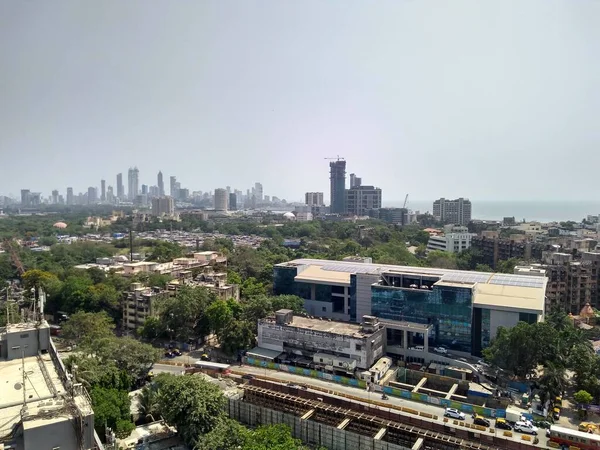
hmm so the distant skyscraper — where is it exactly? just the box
[214,188,228,211]
[170,176,177,197]
[20,189,31,206]
[116,173,124,200]
[254,182,263,202]
[141,184,148,195]
[305,192,324,206]
[66,187,74,205]
[87,187,98,204]
[229,193,237,210]
[107,186,114,202]
[128,167,139,200]
[157,171,164,196]
[329,160,346,214]
[100,180,106,201]
[51,190,59,204]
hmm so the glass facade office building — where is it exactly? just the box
[371,284,474,352]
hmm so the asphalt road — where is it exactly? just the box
[152,363,186,375]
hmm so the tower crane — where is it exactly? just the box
[403,194,409,209]
[324,155,345,161]
[3,239,25,276]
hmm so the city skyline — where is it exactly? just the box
[1,2,599,202]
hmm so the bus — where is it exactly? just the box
[549,424,600,449]
[192,361,232,376]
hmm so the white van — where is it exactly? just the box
[413,346,424,352]
[514,421,538,435]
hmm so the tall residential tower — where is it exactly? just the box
[329,160,346,214]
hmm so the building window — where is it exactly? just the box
[339,362,343,366]
[356,344,362,351]
[322,306,326,312]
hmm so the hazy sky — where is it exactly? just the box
[1,1,598,203]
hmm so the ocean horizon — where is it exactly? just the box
[384,200,600,223]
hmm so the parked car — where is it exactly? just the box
[444,408,466,420]
[514,421,538,435]
[434,347,448,354]
[172,348,182,356]
[495,418,512,430]
[474,415,491,427]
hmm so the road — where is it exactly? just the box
[152,363,186,375]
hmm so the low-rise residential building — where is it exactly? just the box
[123,251,227,277]
[0,322,97,450]
[257,310,385,371]
[471,233,545,269]
[122,283,170,333]
[426,231,474,253]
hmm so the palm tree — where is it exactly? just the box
[137,385,159,421]
[538,361,568,408]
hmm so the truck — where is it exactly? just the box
[505,406,526,424]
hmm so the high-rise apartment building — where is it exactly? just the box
[141,184,148,195]
[101,179,106,201]
[433,198,472,226]
[329,160,346,214]
[214,188,228,211]
[350,173,362,188]
[229,193,237,210]
[66,187,74,205]
[87,187,98,204]
[305,192,324,206]
[151,196,175,217]
[345,185,382,216]
[116,173,124,200]
[20,189,31,206]
[51,190,59,204]
[157,171,164,196]
[170,176,177,197]
[254,182,263,202]
[107,185,114,202]
[128,167,139,200]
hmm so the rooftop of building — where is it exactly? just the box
[260,314,380,337]
[0,323,93,444]
[277,258,547,291]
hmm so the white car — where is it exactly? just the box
[514,421,538,435]
[444,408,466,420]
[434,347,448,354]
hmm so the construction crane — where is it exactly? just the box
[3,239,25,276]
[324,155,345,161]
[403,194,409,209]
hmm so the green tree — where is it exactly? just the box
[538,361,567,405]
[496,258,521,274]
[425,251,458,269]
[159,286,214,341]
[219,320,255,355]
[206,299,235,335]
[246,424,308,450]
[147,241,184,262]
[195,418,250,450]
[89,387,135,438]
[0,302,19,327]
[64,354,131,390]
[155,374,226,447]
[240,277,268,299]
[137,385,160,421]
[22,269,62,298]
[270,294,305,313]
[138,316,167,341]
[574,390,593,407]
[61,311,115,344]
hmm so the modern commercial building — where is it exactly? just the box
[377,207,408,225]
[128,167,139,201]
[433,198,472,226]
[329,160,346,214]
[305,192,324,207]
[426,230,475,253]
[214,188,228,211]
[273,258,546,356]
[51,190,59,204]
[257,309,385,371]
[116,173,124,200]
[157,171,164,196]
[0,321,97,450]
[101,179,106,202]
[345,185,382,216]
[151,196,175,217]
[170,176,177,198]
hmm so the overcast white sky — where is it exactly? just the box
[1,1,598,203]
